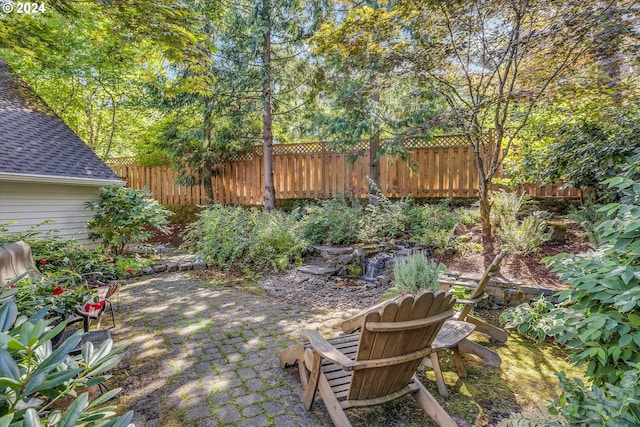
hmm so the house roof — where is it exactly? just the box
[0,58,121,184]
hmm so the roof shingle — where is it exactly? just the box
[0,59,120,182]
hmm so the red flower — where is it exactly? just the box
[126,268,133,274]
[52,286,63,296]
[9,285,15,289]
[106,257,113,262]
[39,259,47,265]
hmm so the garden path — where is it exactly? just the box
[110,272,459,426]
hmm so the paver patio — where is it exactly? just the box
[110,272,364,426]
[111,272,458,426]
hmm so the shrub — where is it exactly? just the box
[182,204,253,268]
[490,190,531,229]
[0,285,132,425]
[497,211,553,256]
[86,184,172,254]
[300,195,363,244]
[359,183,410,242]
[406,201,479,252]
[13,278,96,323]
[246,211,308,271]
[183,205,308,272]
[545,154,640,423]
[392,251,444,294]
[499,296,563,341]
[566,201,608,247]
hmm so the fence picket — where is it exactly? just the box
[107,137,581,205]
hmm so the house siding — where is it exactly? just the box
[0,181,102,246]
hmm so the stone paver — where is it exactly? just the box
[110,272,438,426]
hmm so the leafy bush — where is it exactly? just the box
[300,195,363,244]
[392,251,444,294]
[544,154,640,423]
[86,184,172,254]
[182,205,253,268]
[551,368,640,426]
[499,296,563,341]
[0,286,132,425]
[246,211,308,271]
[183,205,308,272]
[0,222,152,282]
[406,200,479,251]
[497,211,553,256]
[13,278,96,323]
[359,183,410,242]
[490,190,531,229]
[566,201,608,247]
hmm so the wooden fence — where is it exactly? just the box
[108,134,580,205]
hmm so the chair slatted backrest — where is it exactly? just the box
[348,291,455,401]
[0,241,39,285]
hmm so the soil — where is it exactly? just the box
[434,221,592,290]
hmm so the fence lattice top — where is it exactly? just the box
[106,134,479,166]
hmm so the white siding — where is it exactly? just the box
[0,181,102,246]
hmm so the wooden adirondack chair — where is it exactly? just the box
[279,291,458,427]
[439,250,509,344]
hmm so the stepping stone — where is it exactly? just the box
[296,266,340,276]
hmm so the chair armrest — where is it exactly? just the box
[301,330,356,371]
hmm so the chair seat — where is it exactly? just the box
[52,328,112,355]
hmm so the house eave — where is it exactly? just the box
[0,172,123,187]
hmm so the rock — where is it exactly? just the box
[166,262,178,272]
[142,267,154,275]
[153,265,167,273]
[337,254,354,264]
[452,223,467,236]
[375,275,391,286]
[313,245,354,257]
[179,263,193,271]
[546,220,566,243]
[296,266,340,276]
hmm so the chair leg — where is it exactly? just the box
[465,315,508,343]
[278,343,304,369]
[457,338,502,367]
[452,346,467,378]
[428,353,449,397]
[318,371,352,427]
[302,348,321,410]
[412,375,457,427]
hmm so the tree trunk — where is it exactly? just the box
[368,91,381,205]
[262,0,276,212]
[478,180,494,253]
[202,101,214,203]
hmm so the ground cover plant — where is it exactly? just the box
[0,222,154,282]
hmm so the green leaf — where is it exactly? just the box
[22,408,42,427]
[0,349,20,380]
[57,393,89,427]
[618,334,632,347]
[30,332,82,377]
[33,368,83,392]
[0,414,13,427]
[0,301,17,333]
